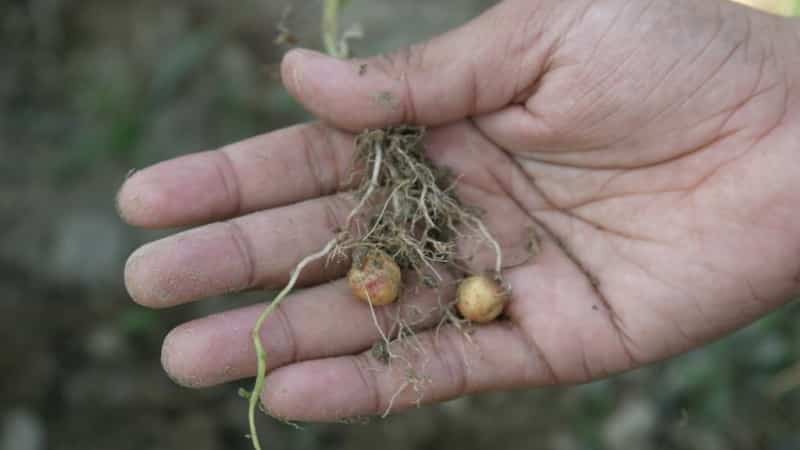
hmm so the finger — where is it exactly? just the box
[160,276,455,388]
[117,122,357,228]
[280,0,561,131]
[124,193,355,309]
[260,322,550,422]
[260,213,647,422]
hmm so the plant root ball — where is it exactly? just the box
[456,275,508,323]
[348,249,402,305]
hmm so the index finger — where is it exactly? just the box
[117,122,357,228]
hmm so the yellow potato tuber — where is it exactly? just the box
[456,275,507,323]
[347,249,402,305]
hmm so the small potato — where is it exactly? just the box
[348,249,402,305]
[456,275,507,323]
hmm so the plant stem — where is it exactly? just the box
[322,0,343,57]
[247,3,351,448]
[247,237,339,450]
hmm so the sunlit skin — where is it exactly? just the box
[118,0,800,421]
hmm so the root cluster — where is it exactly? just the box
[332,125,502,282]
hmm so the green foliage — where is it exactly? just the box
[117,307,162,337]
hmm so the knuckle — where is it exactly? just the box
[298,123,342,197]
[352,354,383,415]
[273,302,299,366]
[215,149,243,216]
[223,219,256,290]
[427,330,467,397]
[371,44,429,123]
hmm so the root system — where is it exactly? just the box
[246,125,503,450]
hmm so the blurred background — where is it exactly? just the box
[1,1,799,449]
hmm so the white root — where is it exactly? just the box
[346,142,383,228]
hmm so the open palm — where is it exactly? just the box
[119,0,800,421]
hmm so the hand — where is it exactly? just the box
[118,0,800,421]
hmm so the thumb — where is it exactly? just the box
[280,1,560,131]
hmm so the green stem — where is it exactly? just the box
[247,238,339,450]
[248,3,349,448]
[322,0,343,57]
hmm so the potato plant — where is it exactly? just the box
[244,2,523,449]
